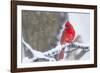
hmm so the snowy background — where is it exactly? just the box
[21,11,90,63]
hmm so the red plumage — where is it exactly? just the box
[58,21,75,60]
[61,21,75,44]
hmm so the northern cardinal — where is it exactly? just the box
[57,21,75,60]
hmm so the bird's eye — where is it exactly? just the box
[65,24,69,27]
[65,26,69,29]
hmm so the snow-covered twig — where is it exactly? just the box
[67,42,89,51]
[43,42,89,57]
[22,37,89,62]
[22,38,56,62]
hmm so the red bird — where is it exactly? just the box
[57,21,75,60]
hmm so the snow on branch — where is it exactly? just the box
[22,37,89,62]
[22,38,56,62]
